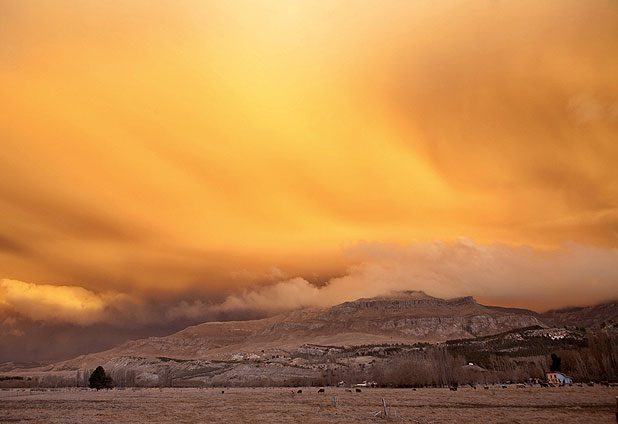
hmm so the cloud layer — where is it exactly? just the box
[1,1,617,363]
[0,279,134,326]
[1,1,617,302]
[217,241,618,314]
[3,241,618,329]
[1,240,617,363]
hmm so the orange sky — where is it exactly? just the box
[1,0,618,341]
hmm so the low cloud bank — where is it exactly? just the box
[217,241,618,314]
[2,240,618,363]
[0,279,121,325]
[2,241,618,333]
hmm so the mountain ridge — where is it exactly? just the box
[3,292,617,387]
[540,299,618,328]
[28,291,547,371]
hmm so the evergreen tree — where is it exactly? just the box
[89,366,114,390]
[550,354,561,372]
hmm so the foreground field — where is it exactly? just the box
[0,386,616,423]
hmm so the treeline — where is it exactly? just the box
[3,329,615,388]
[338,329,618,387]
[558,330,618,382]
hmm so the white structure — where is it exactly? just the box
[354,381,377,388]
[546,372,573,385]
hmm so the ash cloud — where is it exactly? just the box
[3,241,618,326]
[2,240,618,363]
[217,241,618,314]
[1,1,617,364]
[0,279,126,326]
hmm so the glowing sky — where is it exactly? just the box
[1,0,618,361]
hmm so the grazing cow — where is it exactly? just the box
[483,386,489,390]
[345,389,351,392]
[221,390,225,394]
[318,388,325,393]
[355,388,362,393]
[297,389,302,394]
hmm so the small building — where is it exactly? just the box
[546,372,573,385]
[354,381,377,388]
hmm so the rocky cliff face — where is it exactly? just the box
[33,291,544,371]
[7,293,616,388]
[252,291,543,343]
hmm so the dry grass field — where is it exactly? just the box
[1,386,616,423]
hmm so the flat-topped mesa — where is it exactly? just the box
[447,296,477,306]
[18,291,551,373]
[330,298,441,312]
[326,291,476,313]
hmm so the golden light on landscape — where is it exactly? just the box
[1,0,617,354]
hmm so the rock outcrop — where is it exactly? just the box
[40,291,544,371]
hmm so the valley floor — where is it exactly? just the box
[0,386,616,423]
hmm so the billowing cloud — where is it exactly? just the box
[0,1,617,363]
[216,277,323,313]
[0,279,123,325]
[4,240,617,331]
[1,240,618,363]
[3,240,618,328]
[0,1,617,300]
[217,241,618,313]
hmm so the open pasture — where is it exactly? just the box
[1,386,616,423]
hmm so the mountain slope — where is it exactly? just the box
[6,293,618,388]
[252,291,543,344]
[540,299,618,328]
[42,291,544,370]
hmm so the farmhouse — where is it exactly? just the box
[545,372,573,385]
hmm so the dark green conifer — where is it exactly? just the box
[89,366,114,390]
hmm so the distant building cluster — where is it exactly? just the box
[545,372,573,386]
